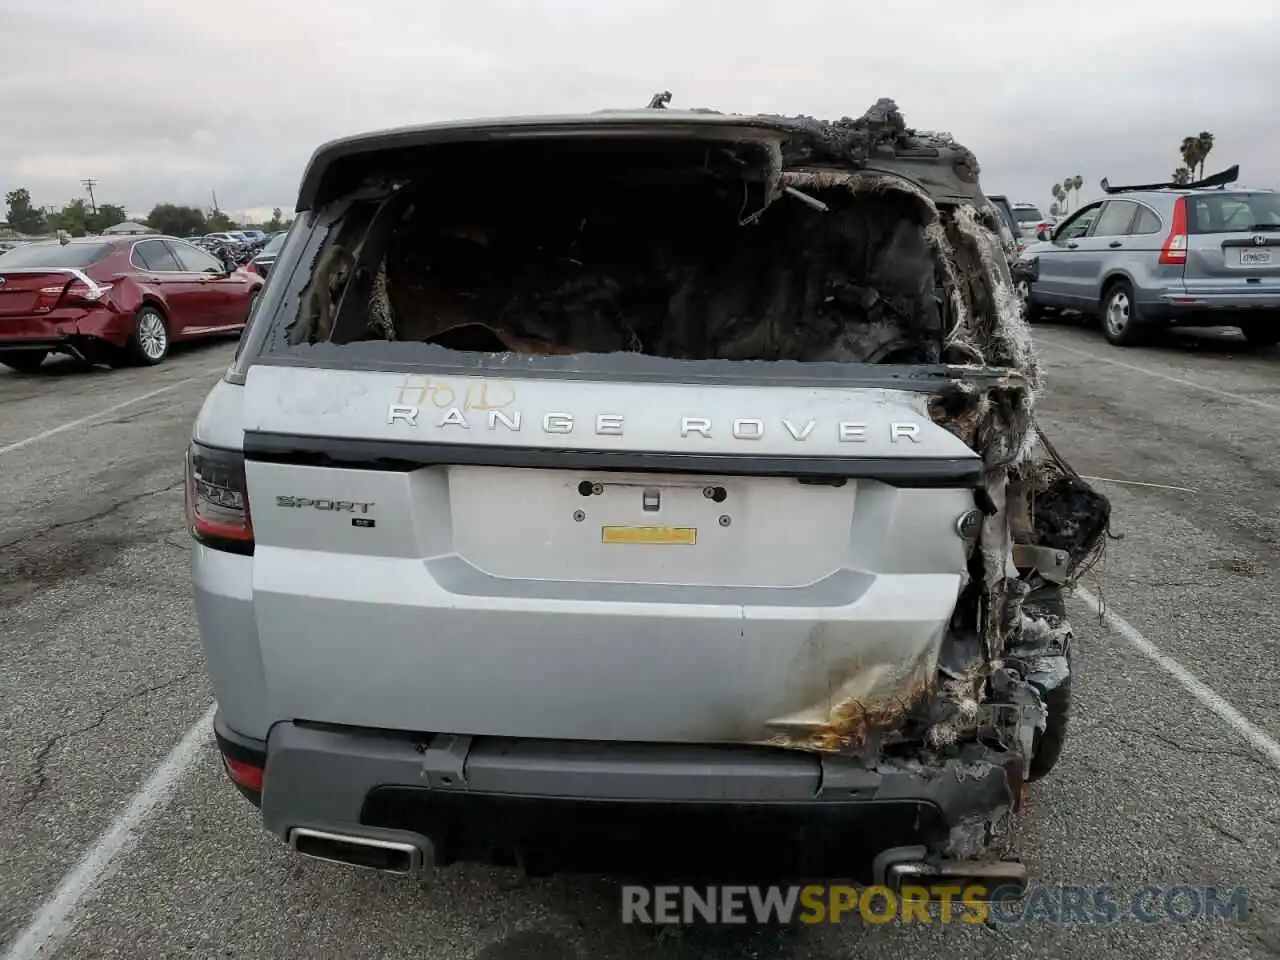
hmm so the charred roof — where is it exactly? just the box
[295,99,987,212]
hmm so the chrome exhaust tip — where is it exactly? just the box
[873,846,1028,902]
[288,827,423,875]
[884,860,1029,900]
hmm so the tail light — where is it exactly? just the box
[1158,197,1188,265]
[223,756,264,792]
[32,279,113,313]
[185,442,254,554]
[215,729,266,803]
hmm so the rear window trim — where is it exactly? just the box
[242,345,1024,392]
[1185,192,1280,235]
[242,431,985,488]
[0,241,114,270]
[240,153,1023,388]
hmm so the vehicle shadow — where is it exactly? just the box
[0,336,239,379]
[1158,327,1276,357]
[1033,312,1275,358]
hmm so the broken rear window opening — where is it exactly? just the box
[268,107,1032,379]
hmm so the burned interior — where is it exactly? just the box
[277,97,1113,858]
[284,98,1017,369]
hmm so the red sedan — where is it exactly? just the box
[0,235,264,372]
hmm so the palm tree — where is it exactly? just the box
[1195,131,1215,179]
[1052,183,1066,213]
[1180,136,1202,182]
[1071,175,1083,209]
[1171,167,1191,185]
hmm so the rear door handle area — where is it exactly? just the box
[1066,242,1079,249]
[1108,241,1123,248]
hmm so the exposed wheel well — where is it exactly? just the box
[1100,274,1134,304]
[138,298,168,319]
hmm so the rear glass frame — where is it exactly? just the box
[0,242,113,269]
[229,201,1022,393]
[1185,193,1280,235]
[228,133,1028,392]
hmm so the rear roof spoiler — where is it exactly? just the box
[1100,164,1239,195]
[0,267,106,295]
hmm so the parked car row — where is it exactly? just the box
[0,233,265,371]
[1010,166,1279,347]
[242,230,286,278]
[182,231,282,269]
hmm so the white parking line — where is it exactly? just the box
[1036,336,1280,414]
[0,365,228,457]
[3,703,217,960]
[1079,475,1197,494]
[1075,587,1280,770]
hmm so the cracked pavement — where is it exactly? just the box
[1,326,1279,959]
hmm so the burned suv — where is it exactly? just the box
[187,97,1109,887]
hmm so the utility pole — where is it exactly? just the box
[211,189,220,214]
[81,178,98,214]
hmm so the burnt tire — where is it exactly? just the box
[1099,280,1149,346]
[1024,585,1071,782]
[123,305,170,366]
[0,350,49,373]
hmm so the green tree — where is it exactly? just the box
[51,199,91,237]
[4,187,46,234]
[1171,167,1191,185]
[1180,136,1203,182]
[88,203,127,233]
[267,207,285,232]
[147,203,206,236]
[1194,131,1214,179]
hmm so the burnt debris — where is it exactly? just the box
[376,185,949,364]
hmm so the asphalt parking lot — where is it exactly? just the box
[1,327,1278,960]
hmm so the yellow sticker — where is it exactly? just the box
[601,525,698,546]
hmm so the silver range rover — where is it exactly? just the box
[186,97,1111,890]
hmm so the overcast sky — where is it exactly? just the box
[3,0,1277,223]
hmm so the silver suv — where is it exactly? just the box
[187,98,1109,888]
[1013,166,1280,346]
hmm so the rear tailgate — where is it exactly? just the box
[1183,192,1280,296]
[235,362,983,744]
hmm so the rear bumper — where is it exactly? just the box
[223,714,1021,877]
[1146,290,1280,323]
[0,306,132,349]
